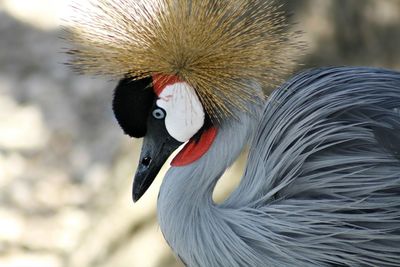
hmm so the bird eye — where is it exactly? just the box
[152,108,165,119]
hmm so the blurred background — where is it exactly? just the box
[0,0,399,267]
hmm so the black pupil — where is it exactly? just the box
[142,157,152,167]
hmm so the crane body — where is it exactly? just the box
[157,67,400,267]
[67,1,400,266]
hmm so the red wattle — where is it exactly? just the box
[171,127,218,167]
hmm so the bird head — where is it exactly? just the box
[113,74,216,201]
[67,0,301,202]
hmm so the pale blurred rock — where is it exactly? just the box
[0,252,62,267]
[0,153,26,188]
[20,74,78,132]
[365,1,400,25]
[20,208,89,252]
[98,222,176,267]
[293,1,334,53]
[84,164,111,193]
[7,168,87,210]
[9,181,34,210]
[56,208,90,251]
[0,0,69,30]
[0,209,24,243]
[0,95,49,151]
[34,173,89,208]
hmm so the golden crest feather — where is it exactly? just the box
[67,0,301,119]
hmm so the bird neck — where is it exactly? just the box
[157,100,262,265]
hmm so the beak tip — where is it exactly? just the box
[132,196,140,203]
[132,188,143,203]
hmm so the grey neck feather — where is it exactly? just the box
[157,91,263,267]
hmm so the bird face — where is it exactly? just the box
[113,75,216,202]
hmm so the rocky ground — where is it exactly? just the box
[0,1,399,267]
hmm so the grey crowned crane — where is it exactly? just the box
[68,0,400,266]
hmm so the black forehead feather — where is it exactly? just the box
[112,77,155,138]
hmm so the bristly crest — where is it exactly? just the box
[67,0,301,120]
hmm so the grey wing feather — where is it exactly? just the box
[222,67,400,266]
[373,118,400,161]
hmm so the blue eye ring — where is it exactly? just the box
[152,108,165,119]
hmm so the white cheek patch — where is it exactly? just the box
[156,82,205,142]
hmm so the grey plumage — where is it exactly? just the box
[158,67,400,267]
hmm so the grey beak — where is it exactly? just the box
[132,131,181,202]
